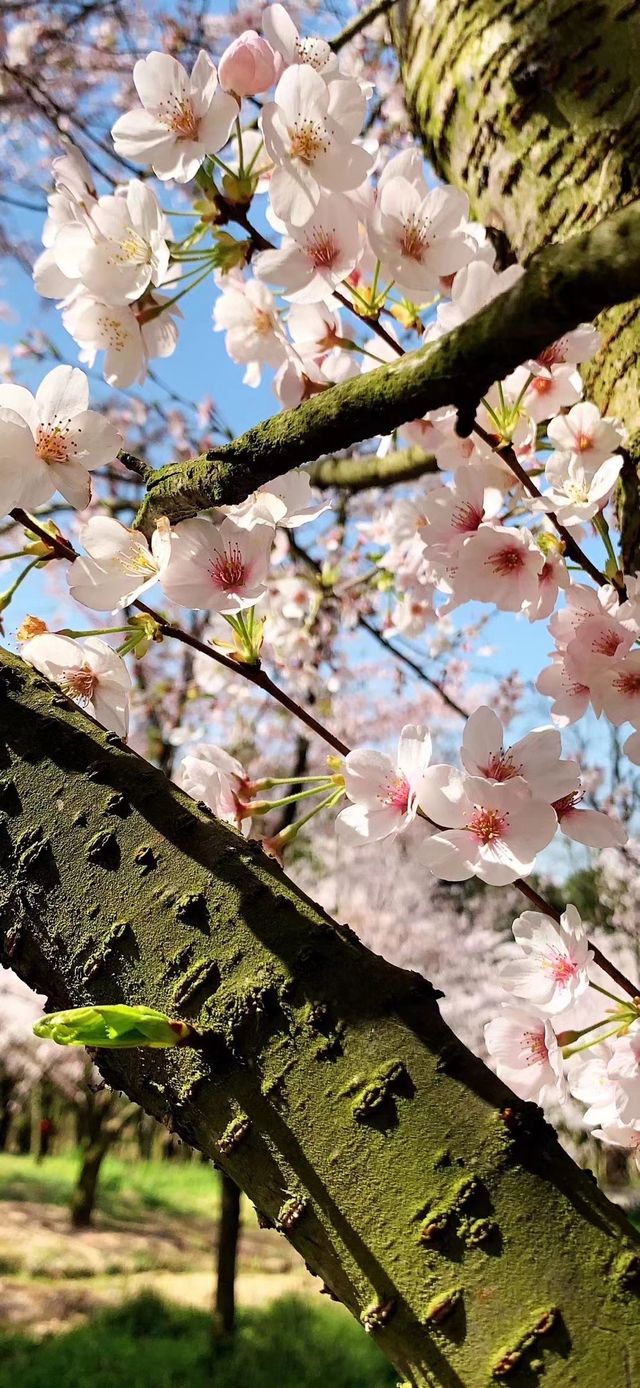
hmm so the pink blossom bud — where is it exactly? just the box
[218,31,278,97]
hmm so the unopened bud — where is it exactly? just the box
[34,1004,194,1050]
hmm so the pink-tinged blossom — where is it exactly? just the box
[590,650,640,726]
[179,743,251,834]
[262,4,336,75]
[112,51,238,183]
[218,31,278,96]
[461,705,580,804]
[254,192,360,303]
[452,524,544,614]
[68,515,172,612]
[525,324,600,378]
[568,1041,620,1128]
[21,633,130,738]
[0,366,121,515]
[547,401,624,468]
[484,1007,567,1104]
[536,660,591,727]
[436,260,524,332]
[62,291,180,388]
[161,514,273,613]
[499,905,592,1014]
[336,725,433,845]
[536,451,622,528]
[419,471,502,556]
[504,363,583,425]
[553,791,627,848]
[285,303,358,386]
[418,769,557,885]
[213,274,286,386]
[261,66,373,226]
[528,545,569,623]
[225,467,330,530]
[368,154,473,299]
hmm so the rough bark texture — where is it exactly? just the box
[2,646,640,1385]
[135,202,640,533]
[392,0,640,565]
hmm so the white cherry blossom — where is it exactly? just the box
[536,451,622,527]
[484,1007,567,1104]
[179,743,251,834]
[368,156,473,299]
[254,192,360,303]
[547,401,624,468]
[436,260,524,332]
[499,906,592,1014]
[262,4,336,75]
[62,291,180,388]
[224,467,329,529]
[55,181,172,306]
[161,514,273,613]
[552,791,627,848]
[112,51,238,182]
[418,769,557,885]
[452,524,544,613]
[336,725,433,845]
[21,633,130,738]
[0,366,121,515]
[460,705,580,804]
[261,65,373,226]
[213,274,286,386]
[68,515,171,611]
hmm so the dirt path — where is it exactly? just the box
[0,1199,316,1336]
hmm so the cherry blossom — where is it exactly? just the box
[261,65,373,226]
[525,324,600,378]
[0,365,121,514]
[218,31,278,96]
[224,467,329,529]
[436,260,524,332]
[484,1007,567,1103]
[213,274,287,386]
[553,791,627,848]
[262,4,336,75]
[418,769,557,885]
[536,451,622,527]
[460,705,580,804]
[368,154,473,299]
[499,906,592,1014]
[55,181,172,306]
[21,633,131,738]
[179,743,251,834]
[254,192,360,303]
[68,515,172,612]
[547,401,624,468]
[62,291,180,388]
[419,471,502,556]
[505,363,584,425]
[336,725,433,845]
[452,524,544,614]
[161,514,273,613]
[590,650,640,727]
[112,51,238,182]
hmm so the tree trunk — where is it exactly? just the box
[3,651,640,1383]
[392,0,640,566]
[0,1070,14,1150]
[70,1138,109,1229]
[213,1172,242,1338]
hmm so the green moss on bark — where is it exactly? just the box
[2,646,640,1384]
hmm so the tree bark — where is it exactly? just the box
[71,1137,109,1229]
[391,0,640,565]
[213,1172,242,1338]
[2,647,640,1384]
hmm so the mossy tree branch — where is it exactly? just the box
[309,448,437,492]
[2,644,640,1385]
[135,201,640,532]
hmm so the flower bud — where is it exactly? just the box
[218,31,278,97]
[33,1004,193,1049]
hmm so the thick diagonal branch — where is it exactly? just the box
[135,201,640,532]
[2,645,640,1385]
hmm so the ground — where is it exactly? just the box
[0,1152,396,1387]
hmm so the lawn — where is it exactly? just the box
[0,1151,222,1222]
[0,1293,398,1388]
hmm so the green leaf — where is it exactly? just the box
[33,1004,193,1049]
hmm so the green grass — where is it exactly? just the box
[0,1293,398,1388]
[0,1152,220,1222]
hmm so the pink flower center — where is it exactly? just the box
[575,432,593,452]
[553,790,582,820]
[289,119,327,164]
[380,773,410,813]
[467,807,507,844]
[61,664,98,704]
[488,545,525,578]
[482,749,518,782]
[157,96,199,141]
[304,229,340,271]
[614,670,640,697]
[547,952,578,986]
[209,543,247,591]
[590,627,622,656]
[522,1027,548,1064]
[398,214,430,263]
[36,423,75,466]
[531,376,552,395]
[538,342,563,369]
[451,501,483,534]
